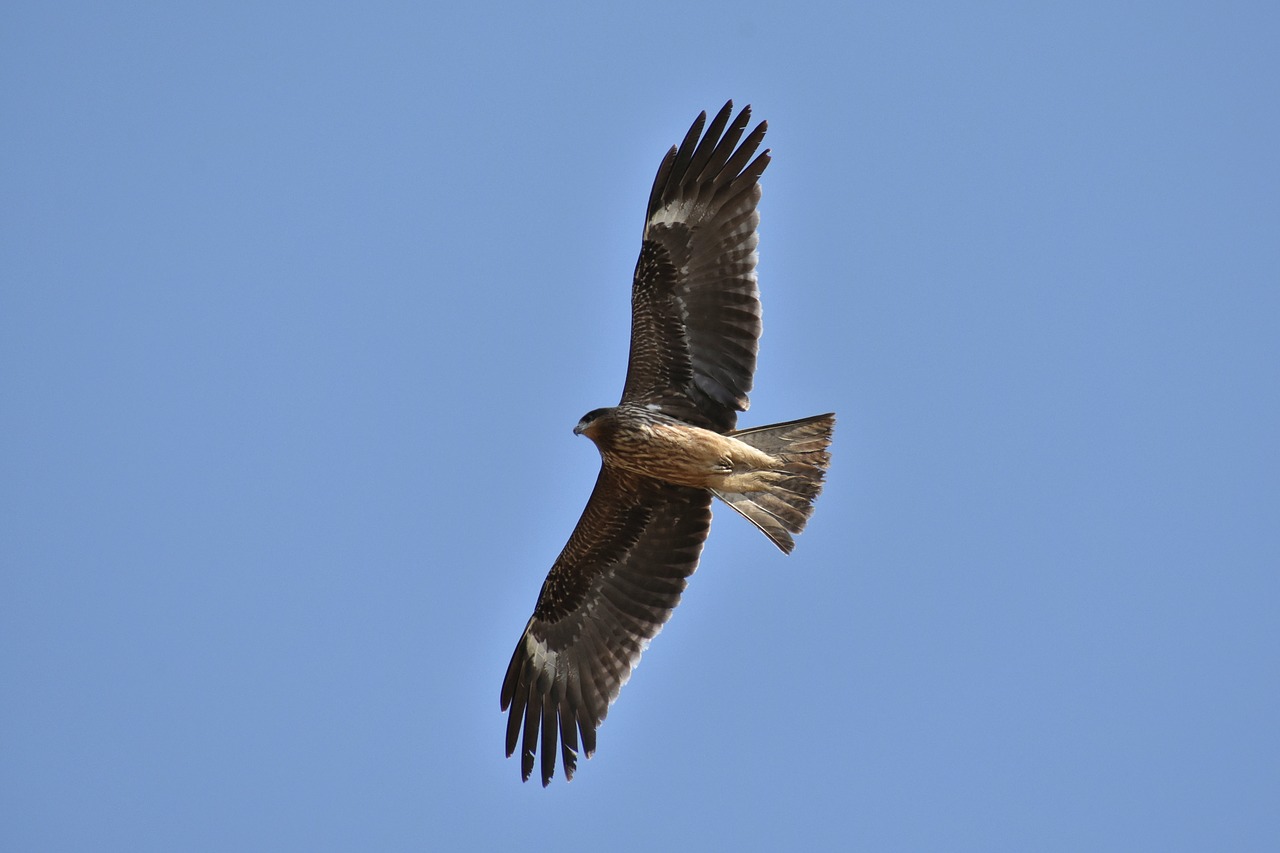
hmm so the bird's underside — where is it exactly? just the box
[500,102,835,786]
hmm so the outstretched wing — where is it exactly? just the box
[621,101,770,433]
[500,466,712,786]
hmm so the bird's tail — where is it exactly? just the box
[713,413,835,554]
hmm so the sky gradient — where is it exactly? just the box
[3,2,1278,850]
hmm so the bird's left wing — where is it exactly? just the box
[501,465,713,785]
[621,101,770,432]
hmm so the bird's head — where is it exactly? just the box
[573,407,612,440]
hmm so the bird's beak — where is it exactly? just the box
[572,423,584,436]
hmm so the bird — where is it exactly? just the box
[500,101,835,786]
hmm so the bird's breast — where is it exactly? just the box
[596,414,744,489]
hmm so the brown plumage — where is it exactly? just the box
[501,102,835,786]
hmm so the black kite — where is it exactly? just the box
[501,102,835,785]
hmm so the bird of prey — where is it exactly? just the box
[501,102,835,786]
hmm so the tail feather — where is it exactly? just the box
[713,413,835,553]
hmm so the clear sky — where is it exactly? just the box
[3,2,1277,850]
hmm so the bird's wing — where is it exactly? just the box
[621,101,770,432]
[501,465,713,786]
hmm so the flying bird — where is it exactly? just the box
[501,102,835,786]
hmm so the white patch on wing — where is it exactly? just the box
[648,199,705,228]
[526,633,557,674]
[646,403,662,412]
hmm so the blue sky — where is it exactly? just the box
[3,2,1278,850]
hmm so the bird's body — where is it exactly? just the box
[501,102,835,786]
[576,404,775,491]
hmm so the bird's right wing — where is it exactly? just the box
[501,465,713,786]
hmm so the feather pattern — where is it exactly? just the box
[501,467,712,786]
[622,101,769,431]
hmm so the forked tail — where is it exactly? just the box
[713,413,835,554]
